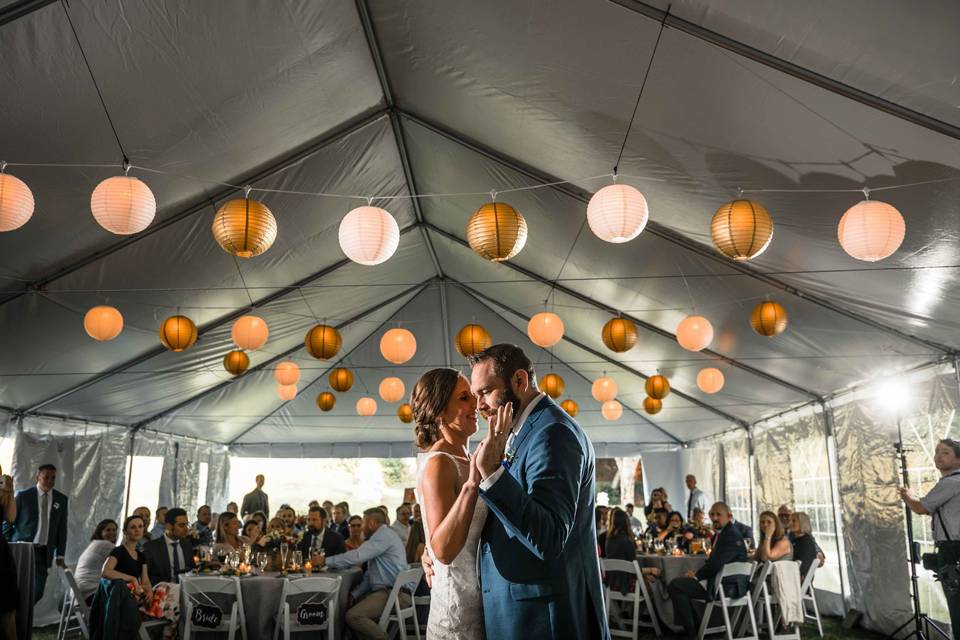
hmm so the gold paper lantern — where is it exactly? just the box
[591,376,618,402]
[711,199,773,261]
[380,328,417,364]
[541,373,565,399]
[159,315,198,352]
[316,391,336,412]
[696,367,725,394]
[379,377,406,403]
[838,199,905,262]
[0,172,35,232]
[587,184,649,243]
[338,206,400,265]
[527,312,564,348]
[274,361,301,386]
[676,315,714,352]
[329,367,354,392]
[643,396,662,415]
[83,305,124,341]
[277,384,297,401]
[601,400,623,421]
[750,300,788,337]
[601,317,638,353]
[560,398,579,417]
[305,324,342,360]
[397,403,413,423]
[91,175,156,235]
[466,202,527,261]
[223,350,249,376]
[646,374,670,400]
[356,396,377,416]
[212,197,277,258]
[231,315,269,351]
[455,324,492,358]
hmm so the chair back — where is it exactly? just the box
[181,575,244,632]
[378,566,424,630]
[279,576,342,633]
[713,561,755,598]
[799,559,817,594]
[62,567,92,623]
[601,559,640,576]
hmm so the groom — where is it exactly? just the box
[469,344,609,639]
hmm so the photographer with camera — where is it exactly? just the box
[901,438,960,634]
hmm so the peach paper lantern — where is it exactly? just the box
[305,324,342,360]
[274,361,301,386]
[397,403,413,423]
[643,397,662,415]
[750,300,788,337]
[837,199,905,262]
[455,324,492,358]
[591,376,618,402]
[0,172,34,231]
[212,197,277,258]
[602,317,637,353]
[316,392,336,412]
[676,315,714,352]
[159,315,198,352]
[379,377,406,403]
[646,374,670,400]
[467,202,527,261]
[587,183,649,243]
[329,367,354,392]
[338,206,400,266]
[697,367,725,394]
[356,396,378,416]
[560,398,579,417]
[83,305,124,341]
[91,175,156,235]
[231,315,269,351]
[527,312,564,348]
[541,373,565,399]
[601,400,623,421]
[711,199,773,261]
[223,350,249,376]
[380,328,416,364]
[277,384,297,401]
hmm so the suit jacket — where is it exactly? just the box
[2,487,68,566]
[696,522,748,597]
[240,488,269,517]
[142,535,196,586]
[479,396,610,640]
[297,527,346,558]
[732,519,755,546]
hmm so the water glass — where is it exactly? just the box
[292,550,303,570]
[280,542,289,569]
[256,552,268,574]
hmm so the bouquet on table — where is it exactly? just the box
[263,528,302,550]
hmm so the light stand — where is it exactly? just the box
[888,420,951,640]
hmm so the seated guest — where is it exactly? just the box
[319,508,407,639]
[278,505,299,533]
[604,508,636,593]
[667,502,747,639]
[788,512,820,580]
[625,503,642,530]
[132,506,152,548]
[213,511,243,555]
[322,500,335,526]
[644,487,673,516]
[685,508,714,540]
[777,504,793,532]
[308,500,320,509]
[143,508,195,586]
[405,517,426,564]
[249,510,268,533]
[391,503,413,544]
[148,507,167,540]
[756,510,793,562]
[657,511,685,542]
[412,503,421,523]
[644,508,668,538]
[298,506,346,562]
[194,505,213,545]
[332,502,351,538]
[226,501,239,515]
[597,506,611,554]
[780,503,825,567]
[74,519,118,600]
[102,515,153,604]
[378,505,391,526]
[241,521,269,551]
[346,515,366,551]
[267,517,286,534]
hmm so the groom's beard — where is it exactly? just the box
[496,385,521,421]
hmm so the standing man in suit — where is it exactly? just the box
[240,474,269,517]
[143,508,195,586]
[2,463,68,603]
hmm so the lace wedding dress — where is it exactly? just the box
[416,451,488,639]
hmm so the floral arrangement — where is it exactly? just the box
[263,528,302,550]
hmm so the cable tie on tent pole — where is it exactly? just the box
[367,197,373,206]
[490,190,497,203]
[243,185,252,200]
[862,187,871,200]
[0,161,6,174]
[123,159,131,176]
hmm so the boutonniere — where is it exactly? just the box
[504,449,516,466]
[53,502,61,510]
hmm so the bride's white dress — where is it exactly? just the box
[416,451,488,639]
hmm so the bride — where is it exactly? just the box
[412,368,510,640]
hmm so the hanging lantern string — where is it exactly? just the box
[296,287,320,322]
[231,255,255,308]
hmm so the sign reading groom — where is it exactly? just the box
[470,344,610,639]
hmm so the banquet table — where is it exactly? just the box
[181,567,362,638]
[8,542,35,640]
[636,553,708,631]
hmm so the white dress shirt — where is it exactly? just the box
[33,483,54,546]
[390,520,411,545]
[164,534,186,580]
[480,392,547,491]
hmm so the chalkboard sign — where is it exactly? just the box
[297,602,328,626]
[191,603,223,629]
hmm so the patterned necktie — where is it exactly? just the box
[38,492,49,545]
[172,540,181,582]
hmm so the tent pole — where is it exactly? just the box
[123,429,135,518]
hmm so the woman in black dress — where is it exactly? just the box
[788,512,820,580]
[102,515,153,605]
[0,472,18,640]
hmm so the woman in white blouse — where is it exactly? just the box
[73,519,118,600]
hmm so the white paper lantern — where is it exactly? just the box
[277,384,297,401]
[676,315,714,352]
[339,206,400,265]
[527,312,564,348]
[587,184,649,243]
[838,199,905,262]
[91,176,156,235]
[379,377,406,403]
[380,328,417,364]
[591,376,618,402]
[231,315,269,351]
[0,172,34,232]
[696,367,725,394]
[601,400,623,421]
[356,396,378,416]
[274,361,301,386]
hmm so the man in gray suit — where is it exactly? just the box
[240,474,269,517]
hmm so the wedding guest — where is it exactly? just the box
[378,505,392,526]
[241,521,268,552]
[645,508,668,537]
[322,500,335,526]
[345,515,365,551]
[226,501,239,515]
[597,507,612,556]
[143,508,195,585]
[298,506,346,562]
[319,508,407,639]
[214,512,243,555]
[391,503,413,544]
[412,503,421,523]
[4,463,68,602]
[194,505,213,545]
[685,508,715,542]
[279,505,299,533]
[685,475,708,521]
[667,503,747,638]
[0,472,16,640]
[132,506,152,547]
[249,510,268,533]
[102,515,153,605]
[657,511,685,542]
[756,510,793,562]
[333,502,350,538]
[405,517,426,564]
[240,475,269,517]
[267,517,286,533]
[308,500,320,509]
[789,512,820,580]
[604,509,636,592]
[625,503,642,530]
[779,503,825,568]
[74,519,118,599]
[777,504,793,530]
[644,487,672,515]
[148,507,167,540]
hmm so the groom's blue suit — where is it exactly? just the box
[479,395,610,639]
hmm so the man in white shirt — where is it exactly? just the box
[390,502,413,545]
[685,475,708,521]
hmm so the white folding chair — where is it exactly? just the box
[273,575,341,640]
[756,562,801,640]
[800,561,823,637]
[601,558,661,639]
[377,566,423,640]
[56,567,90,640]
[182,576,247,640]
[735,561,772,638]
[405,564,429,636]
[697,562,759,640]
[138,619,169,640]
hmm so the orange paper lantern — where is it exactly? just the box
[397,403,413,423]
[676,315,714,352]
[592,376,618,402]
[528,312,564,348]
[601,400,623,421]
[711,199,773,261]
[305,324,342,360]
[231,315,269,351]
[0,172,35,231]
[696,367,725,394]
[379,377,406,403]
[380,328,417,364]
[643,397,662,415]
[223,350,250,376]
[159,315,198,352]
[541,373,565,399]
[277,384,297,401]
[316,391,336,412]
[646,374,670,400]
[467,202,527,261]
[750,300,788,337]
[356,397,377,416]
[602,317,638,353]
[329,368,354,392]
[560,398,579,417]
[455,324,492,358]
[212,197,277,258]
[83,305,124,341]
[274,361,301,386]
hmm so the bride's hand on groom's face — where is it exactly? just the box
[475,403,513,479]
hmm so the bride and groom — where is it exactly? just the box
[412,344,610,639]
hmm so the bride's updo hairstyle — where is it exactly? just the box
[411,367,461,449]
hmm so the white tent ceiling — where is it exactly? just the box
[1,0,959,449]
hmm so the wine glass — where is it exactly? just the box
[280,542,289,570]
[256,552,268,574]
